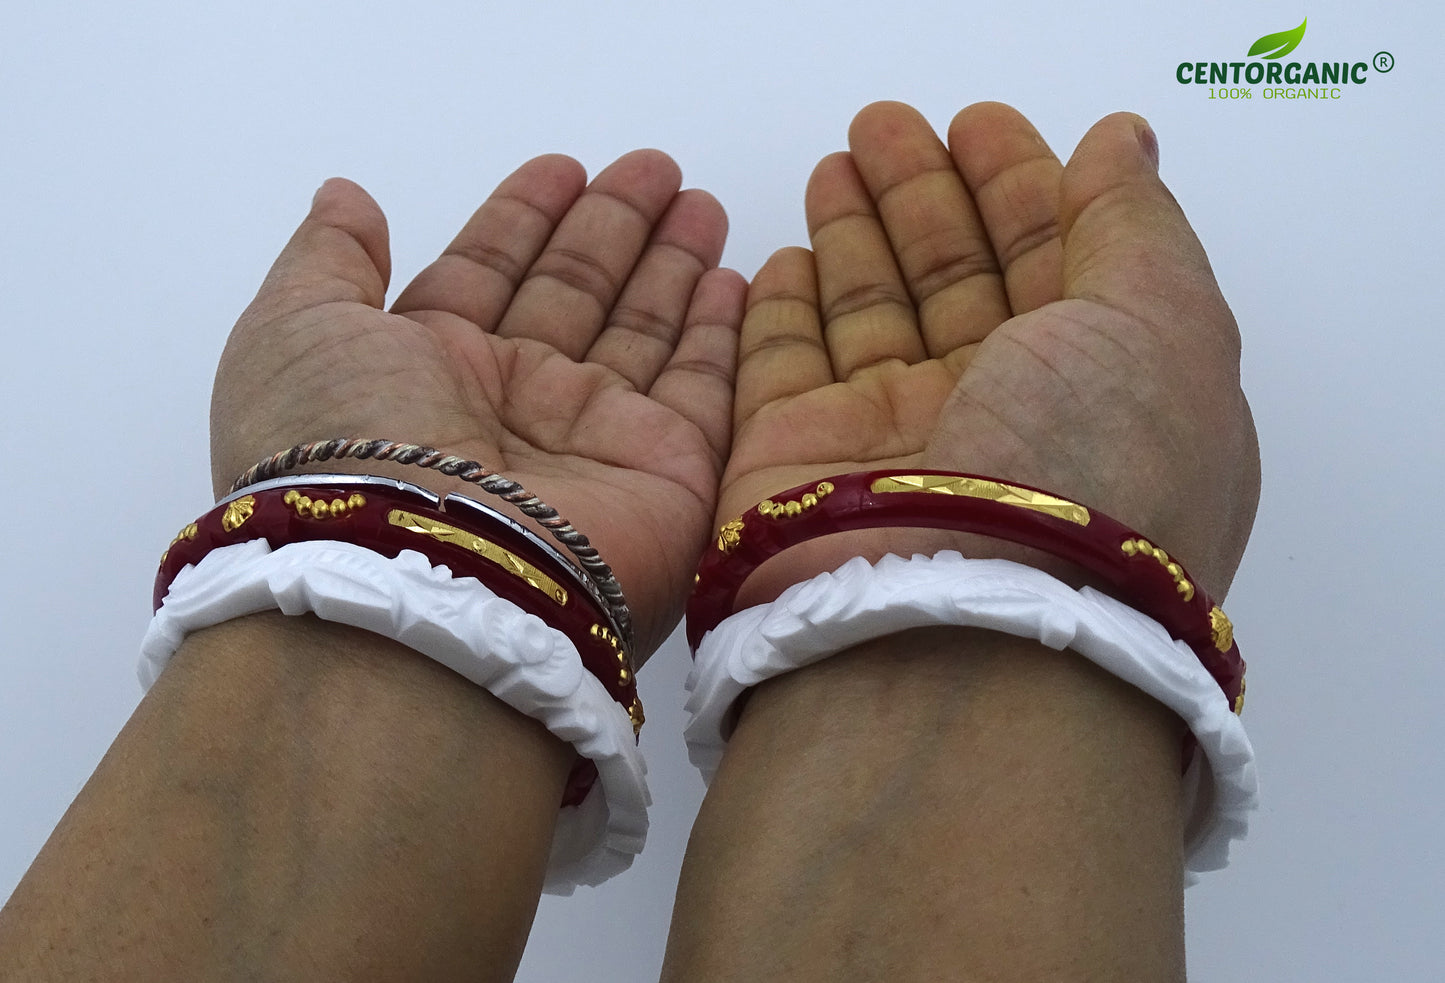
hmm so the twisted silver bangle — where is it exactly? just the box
[229,438,633,648]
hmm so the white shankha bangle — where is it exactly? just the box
[683,551,1257,881]
[140,538,649,895]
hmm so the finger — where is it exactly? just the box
[734,247,833,427]
[242,178,391,324]
[846,101,1011,359]
[585,189,729,391]
[947,102,1065,316]
[496,149,683,359]
[1059,113,1238,352]
[805,150,927,379]
[648,267,748,468]
[389,155,586,329]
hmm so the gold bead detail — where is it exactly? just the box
[1121,537,1195,602]
[1233,676,1247,715]
[628,698,645,735]
[285,489,366,520]
[160,522,199,565]
[758,482,834,520]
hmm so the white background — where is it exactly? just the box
[2,2,1440,980]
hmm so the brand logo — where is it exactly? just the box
[1176,18,1394,101]
[1248,19,1308,60]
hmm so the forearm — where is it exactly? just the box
[0,612,571,983]
[663,626,1186,982]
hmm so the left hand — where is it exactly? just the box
[718,102,1258,606]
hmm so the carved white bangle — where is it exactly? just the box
[683,551,1256,880]
[140,538,649,894]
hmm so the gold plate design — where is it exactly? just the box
[870,474,1090,526]
[388,509,567,606]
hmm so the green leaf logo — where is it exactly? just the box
[1248,18,1307,59]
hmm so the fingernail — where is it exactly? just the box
[1137,121,1160,171]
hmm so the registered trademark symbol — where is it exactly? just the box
[1374,51,1395,72]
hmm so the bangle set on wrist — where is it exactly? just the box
[687,469,1244,715]
[682,469,1255,877]
[157,473,641,741]
[229,438,634,650]
[145,444,1255,888]
[156,473,642,812]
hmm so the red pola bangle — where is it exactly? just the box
[687,471,1244,714]
[157,474,643,807]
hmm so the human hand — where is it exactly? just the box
[719,101,1259,607]
[211,153,746,658]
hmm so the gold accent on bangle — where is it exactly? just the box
[870,474,1090,526]
[283,490,367,520]
[591,623,633,687]
[717,517,745,553]
[221,495,256,533]
[388,509,567,606]
[1120,537,1195,602]
[160,522,199,565]
[1209,606,1234,652]
[757,481,834,520]
[1233,676,1246,716]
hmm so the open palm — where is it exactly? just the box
[211,152,746,657]
[720,102,1258,608]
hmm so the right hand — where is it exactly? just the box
[718,101,1259,608]
[211,153,746,659]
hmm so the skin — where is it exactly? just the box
[0,101,1258,982]
[662,101,1257,981]
[0,151,747,982]
[210,151,748,659]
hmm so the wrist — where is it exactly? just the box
[170,611,577,786]
[684,625,1187,982]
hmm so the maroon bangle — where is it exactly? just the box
[687,470,1244,714]
[157,475,644,807]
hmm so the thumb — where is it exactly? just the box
[245,177,392,322]
[1058,114,1236,349]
